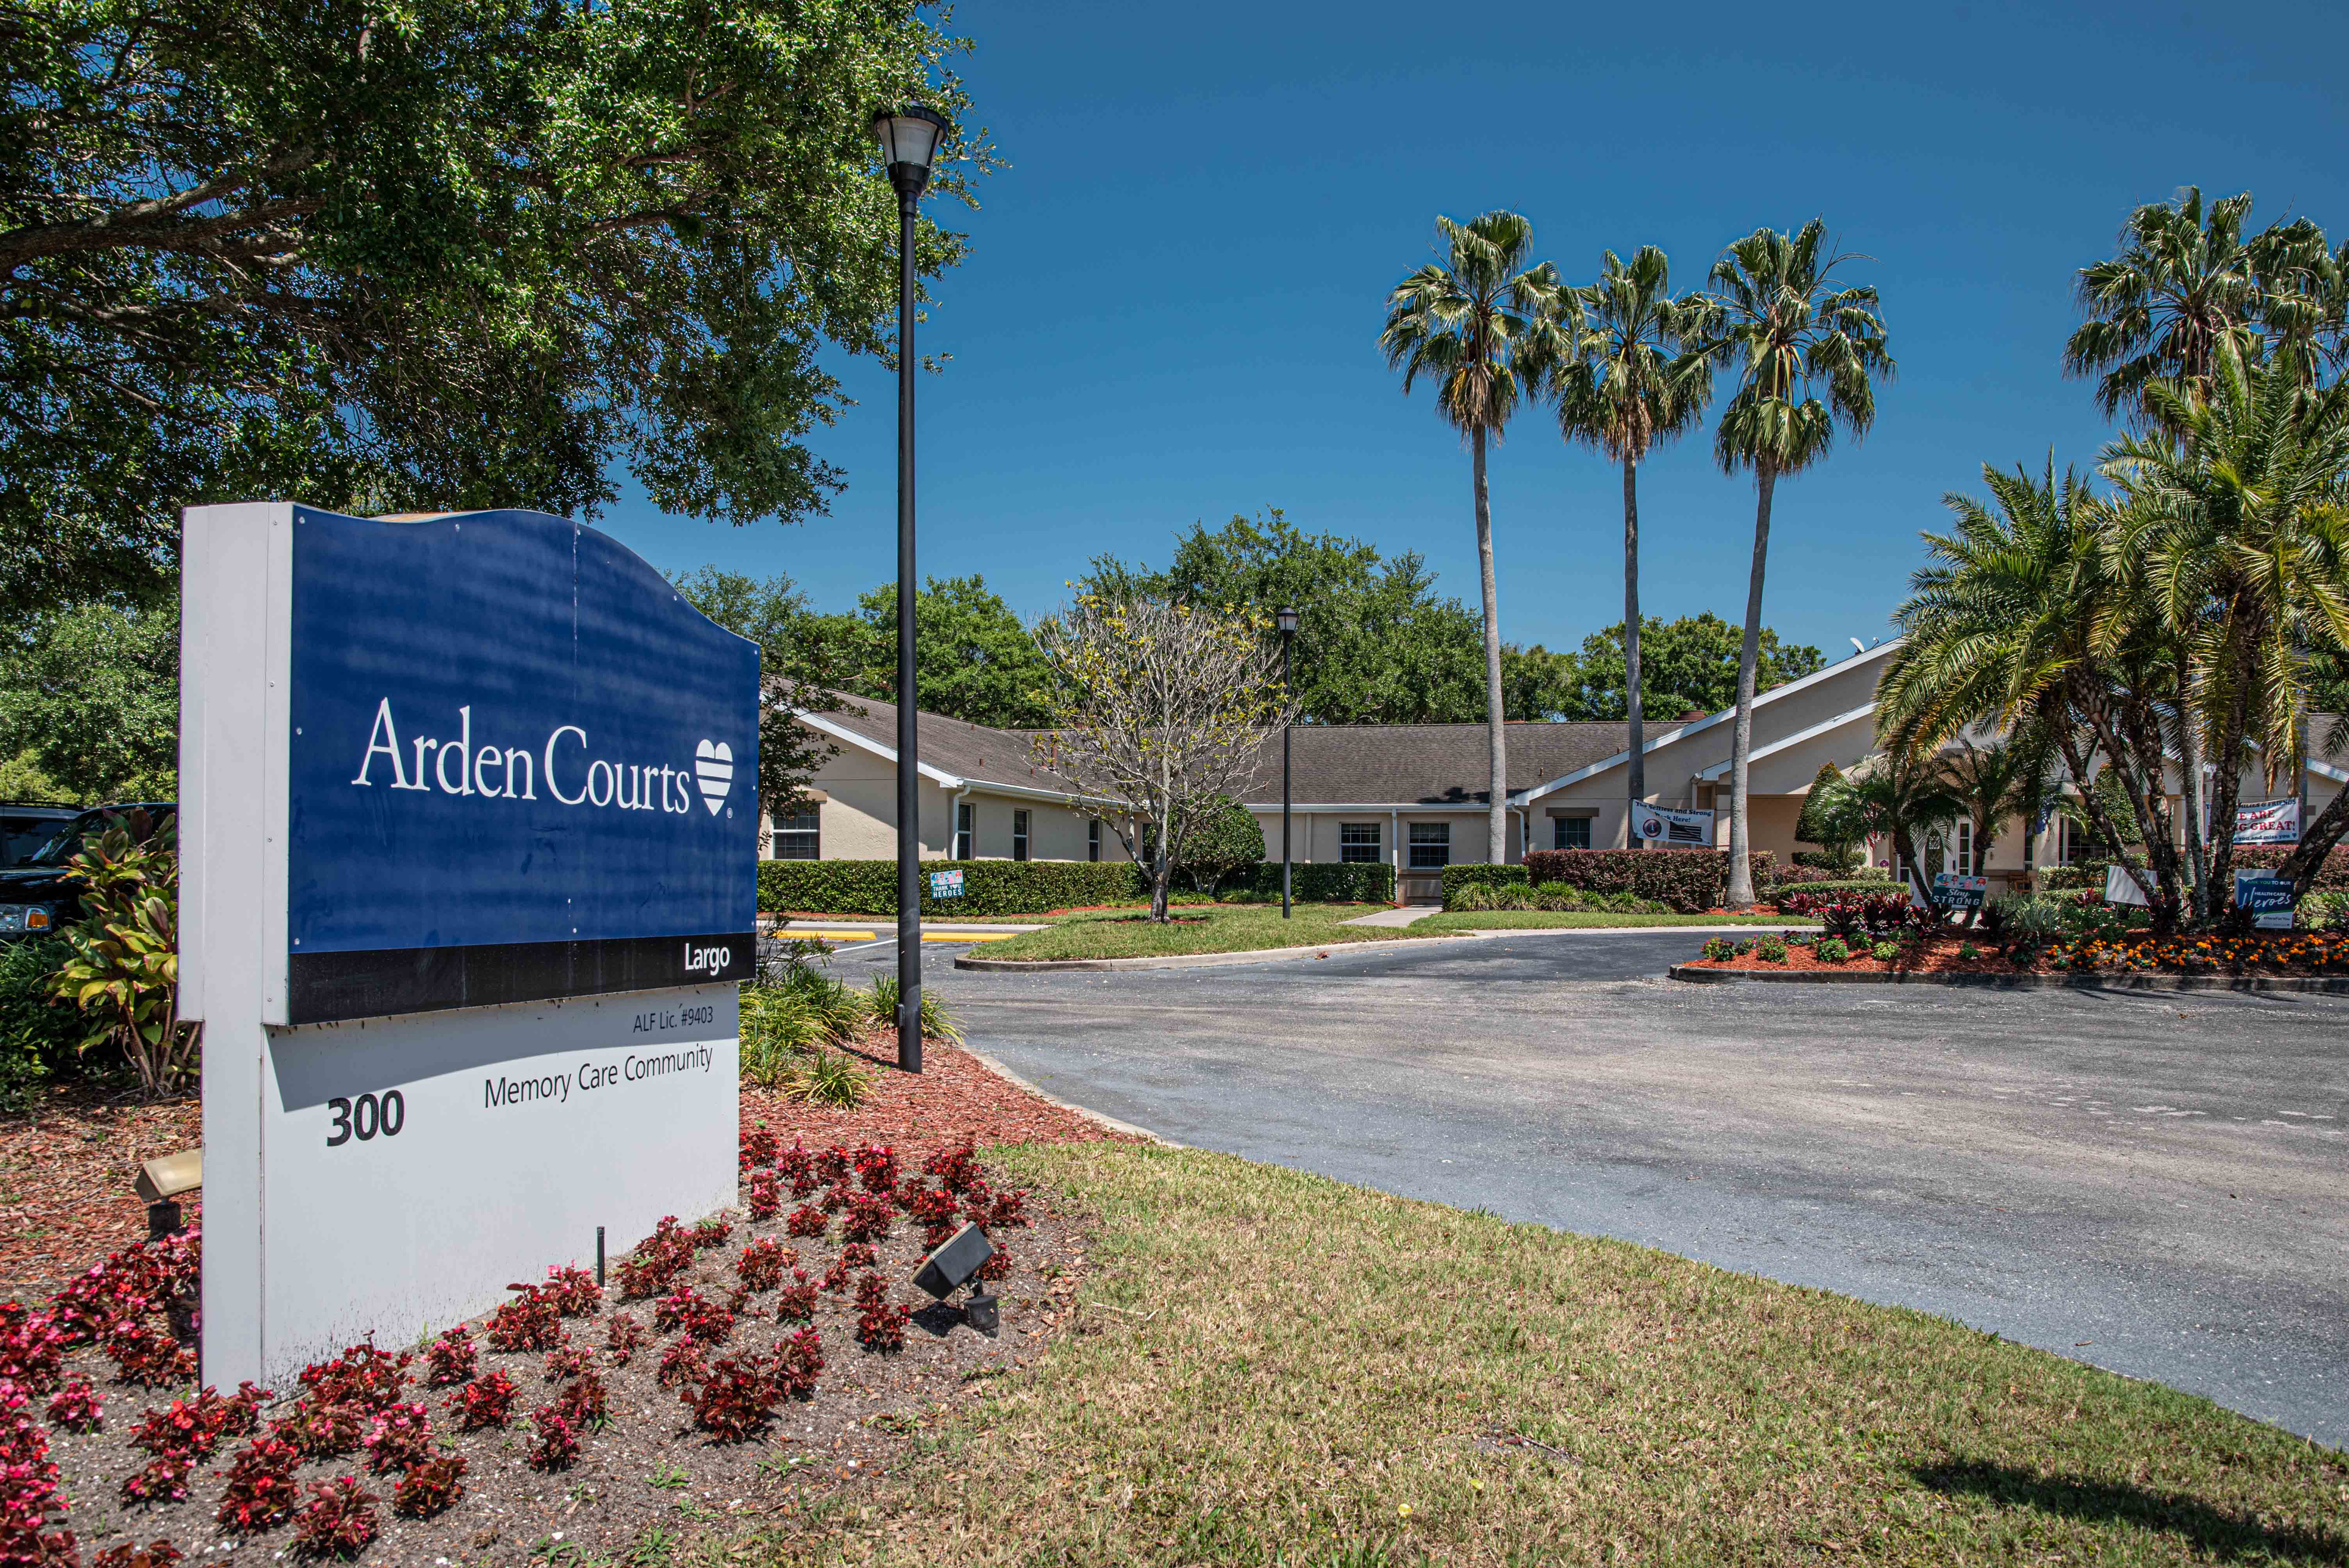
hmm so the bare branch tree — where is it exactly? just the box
[1031,595,1294,921]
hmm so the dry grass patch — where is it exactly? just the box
[745,1144,2345,1567]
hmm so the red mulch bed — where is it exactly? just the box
[0,1040,1132,1302]
[1684,930,2349,978]
[0,1084,203,1295]
[743,1036,1142,1160]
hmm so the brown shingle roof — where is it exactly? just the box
[1231,723,1626,806]
[795,696,1629,807]
[802,696,1086,795]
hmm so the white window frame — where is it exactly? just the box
[1407,821,1451,869]
[1087,818,1101,862]
[1553,816,1591,852]
[1338,822,1381,864]
[771,809,820,861]
[1011,808,1031,862]
[954,802,973,861]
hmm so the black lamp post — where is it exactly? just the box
[1276,605,1299,919]
[872,103,949,1073]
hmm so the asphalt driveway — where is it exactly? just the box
[895,929,2349,1445]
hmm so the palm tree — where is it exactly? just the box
[1940,735,2060,915]
[1706,221,1893,906]
[1551,246,1715,836]
[2108,345,2349,899]
[1809,750,1964,896]
[1381,212,1570,863]
[1877,460,2185,905]
[2064,187,2267,427]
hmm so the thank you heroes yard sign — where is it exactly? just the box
[181,503,752,1386]
[286,505,759,1023]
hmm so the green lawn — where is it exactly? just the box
[973,901,1416,961]
[1412,909,1823,932]
[744,1144,2346,1567]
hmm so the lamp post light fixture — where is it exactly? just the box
[871,102,950,1074]
[1276,605,1299,919]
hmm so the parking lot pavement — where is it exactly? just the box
[915,930,2349,1445]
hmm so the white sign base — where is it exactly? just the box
[203,989,736,1387]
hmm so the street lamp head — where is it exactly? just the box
[870,104,951,198]
[1276,604,1299,637]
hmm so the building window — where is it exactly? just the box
[2060,817,2084,866]
[2023,819,2036,871]
[1088,818,1101,862]
[954,802,973,861]
[1012,809,1031,862]
[772,810,820,861]
[1408,821,1450,869]
[1338,823,1381,864]
[1956,819,1975,876]
[1553,816,1591,851]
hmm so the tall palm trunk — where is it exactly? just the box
[1724,465,1775,906]
[2173,648,2207,921]
[1623,457,1644,829]
[2204,611,2257,910]
[1474,425,1508,864]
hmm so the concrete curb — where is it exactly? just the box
[958,1047,1183,1147]
[951,935,1472,972]
[1441,922,1823,939]
[1665,962,2349,995]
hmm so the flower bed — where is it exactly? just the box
[4,1051,1129,1565]
[1682,928,2349,978]
[0,1088,204,1294]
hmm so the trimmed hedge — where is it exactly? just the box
[759,857,1395,916]
[1438,864,1528,899]
[1222,861,1395,904]
[1773,877,1900,897]
[1522,849,1777,914]
[759,859,1142,917]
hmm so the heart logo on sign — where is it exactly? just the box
[694,739,733,816]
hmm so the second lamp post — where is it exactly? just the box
[1277,605,1298,918]
[871,103,949,1073]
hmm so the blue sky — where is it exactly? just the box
[595,0,2349,661]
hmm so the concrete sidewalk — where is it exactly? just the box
[1340,903,1440,927]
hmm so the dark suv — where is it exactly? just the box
[0,804,175,943]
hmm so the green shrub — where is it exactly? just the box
[0,939,80,1070]
[1771,877,1896,897]
[1958,941,1982,960]
[1518,850,1776,914]
[2299,890,2349,931]
[1752,935,1788,963]
[1175,799,1266,896]
[1815,936,1850,962]
[871,975,962,1042]
[761,857,1394,916]
[1220,862,1394,904]
[760,859,1143,917]
[1870,940,1900,962]
[2237,845,2349,890]
[1700,936,1736,961]
[1438,864,1528,902]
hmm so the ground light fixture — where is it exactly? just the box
[1276,605,1299,918]
[913,1220,999,1333]
[870,102,951,1073]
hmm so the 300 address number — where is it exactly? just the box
[326,1091,405,1147]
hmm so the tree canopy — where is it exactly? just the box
[1085,510,1490,725]
[1,0,980,618]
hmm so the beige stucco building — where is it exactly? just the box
[768,650,2349,905]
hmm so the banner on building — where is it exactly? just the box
[2233,798,2301,845]
[1630,804,1715,847]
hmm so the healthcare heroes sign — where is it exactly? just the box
[285,507,759,1023]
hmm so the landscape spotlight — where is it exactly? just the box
[913,1220,999,1333]
[135,1149,201,1240]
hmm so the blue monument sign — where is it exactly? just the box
[183,502,753,1385]
[283,507,759,1022]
